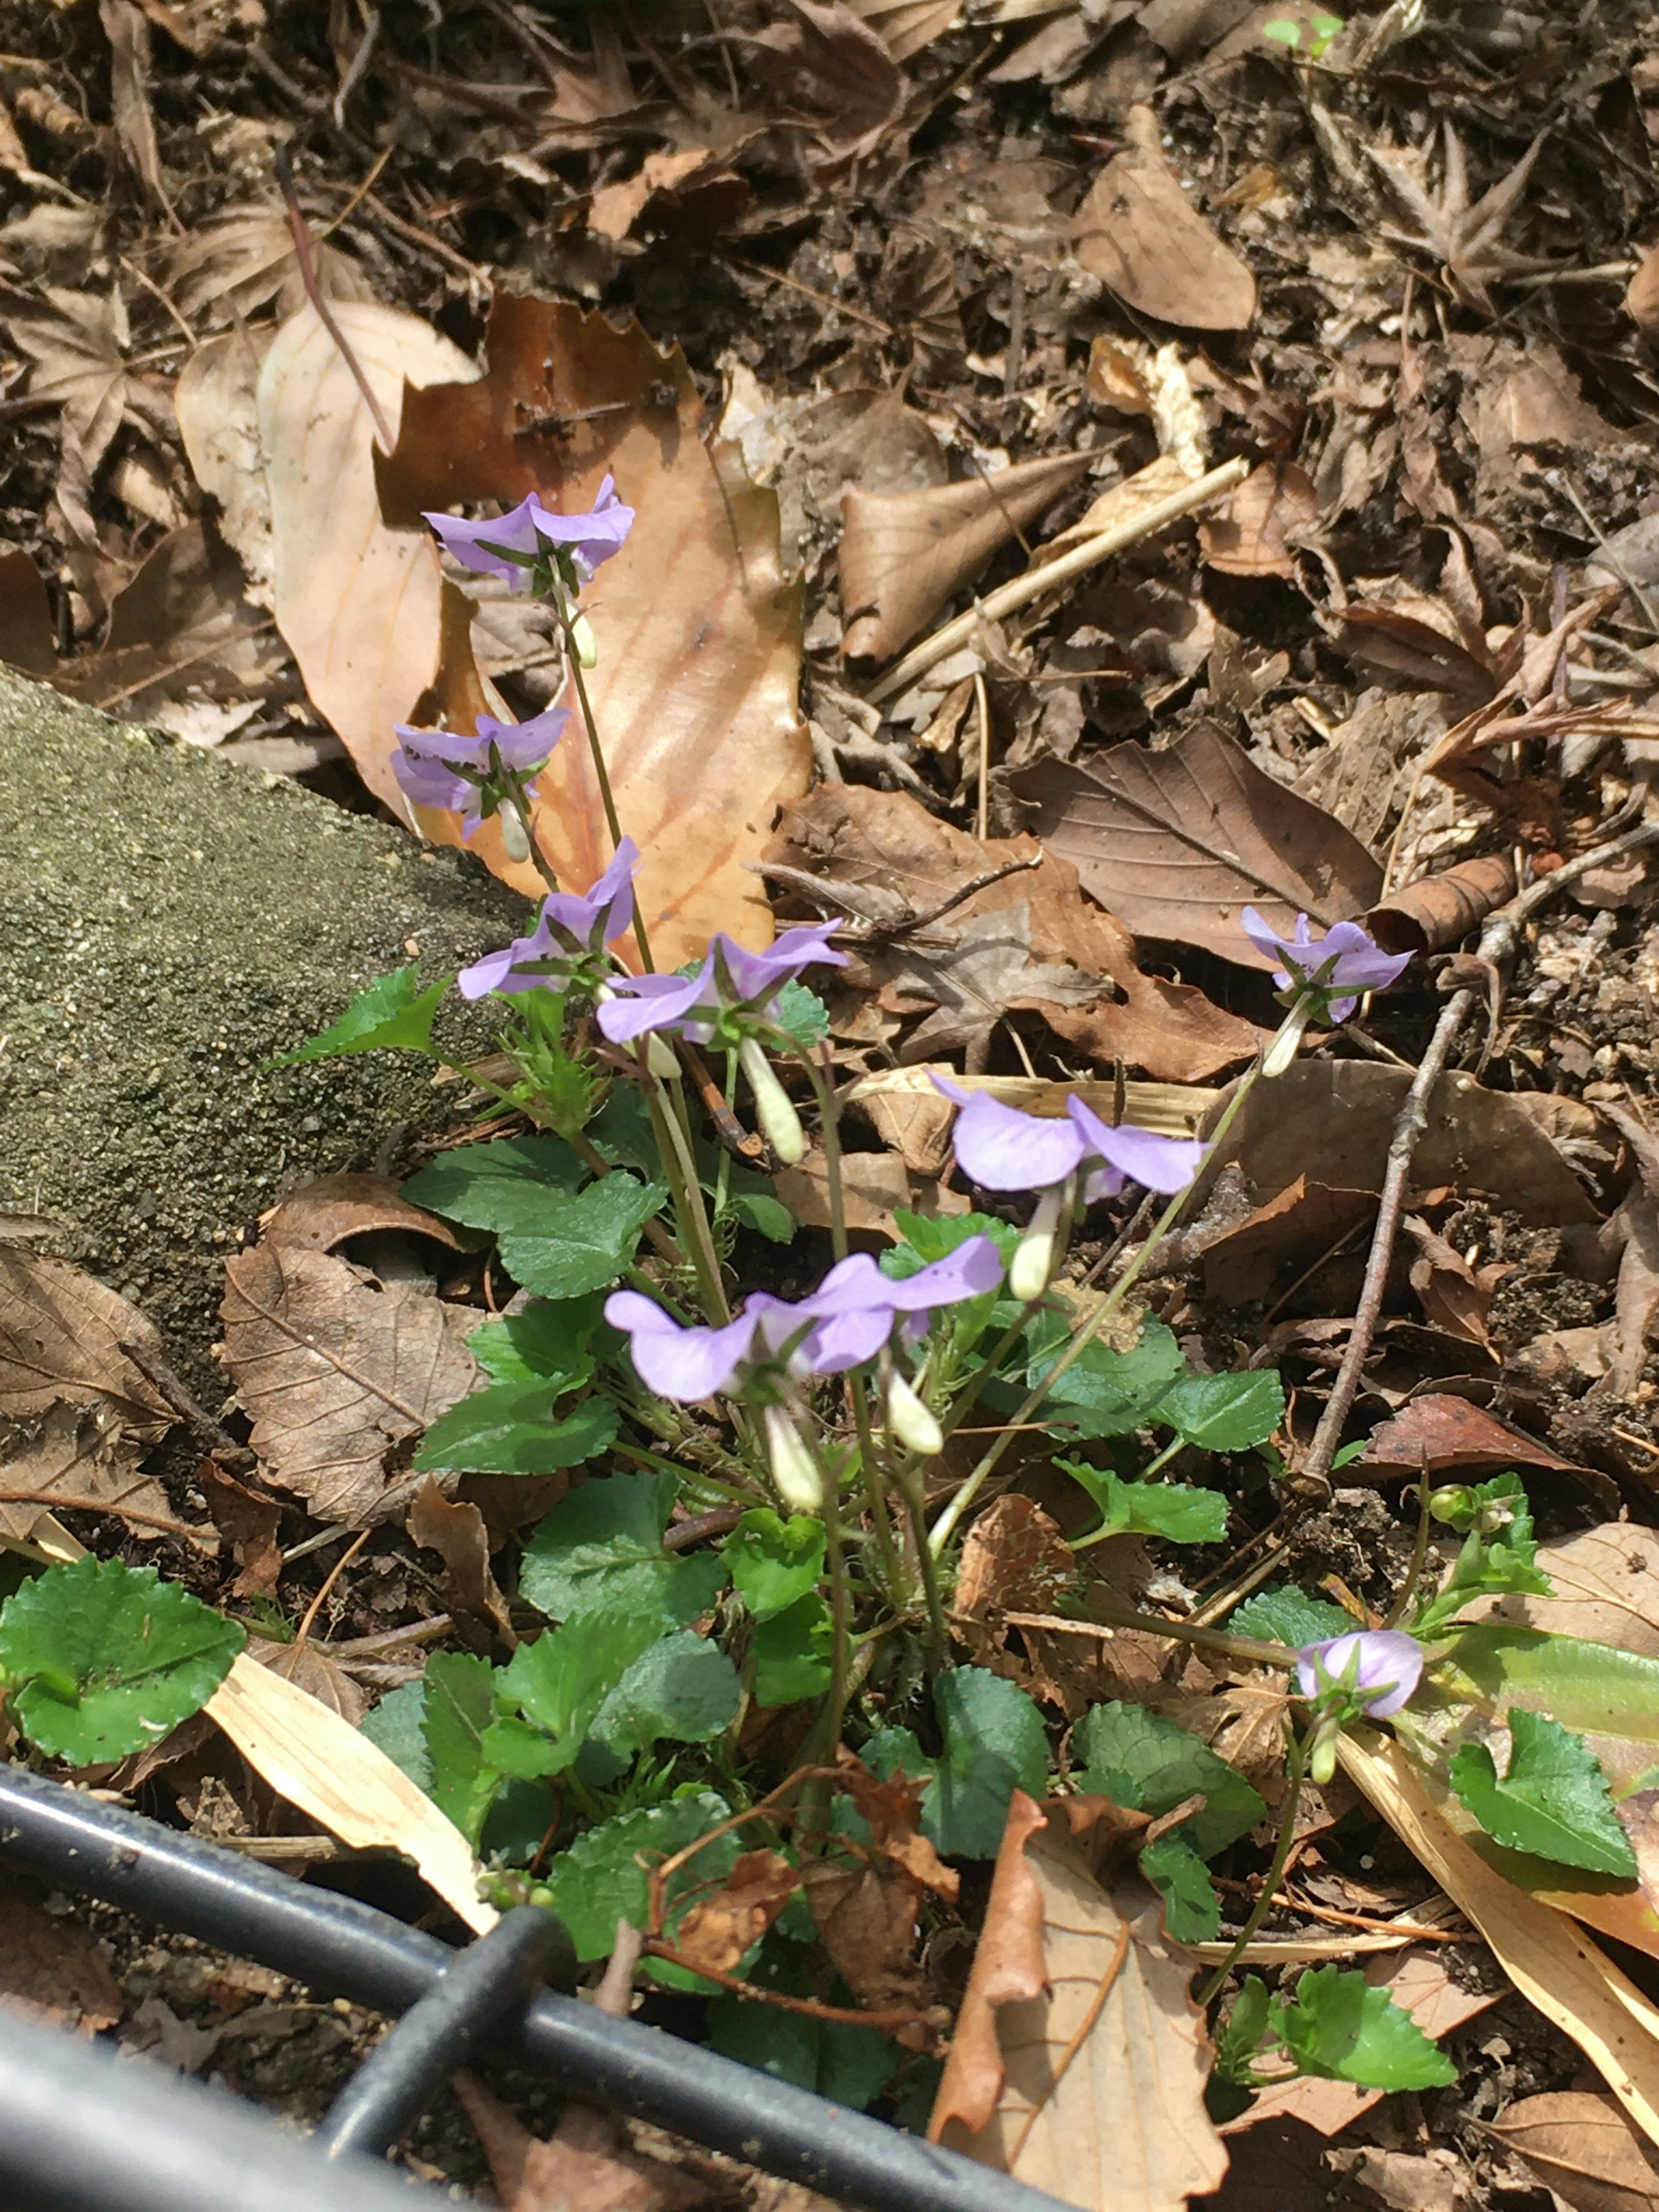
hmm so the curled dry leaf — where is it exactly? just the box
[219,1244,477,1526]
[673,1850,801,1980]
[747,0,904,165]
[460,2072,712,2212]
[800,1857,930,2013]
[382,294,809,964]
[834,1748,959,1900]
[1009,720,1383,967]
[930,1792,1227,2212]
[1073,107,1257,333]
[1362,1394,1590,1479]
[407,1473,513,1643]
[1627,242,1659,335]
[1198,461,1318,579]
[201,1461,283,1598]
[1488,2091,1659,2212]
[0,1402,212,1559]
[0,1246,174,1439]
[245,1633,369,1729]
[260,1172,463,1258]
[1403,1216,1508,1352]
[1368,852,1517,955]
[839,451,1093,664]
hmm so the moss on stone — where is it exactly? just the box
[0,671,531,1392]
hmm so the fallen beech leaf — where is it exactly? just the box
[407,1473,512,1642]
[955,1495,1080,1711]
[1010,720,1383,966]
[261,1172,463,1258]
[382,294,809,964]
[1404,1216,1506,1352]
[931,1793,1227,2212]
[1073,107,1256,332]
[674,1849,800,1978]
[1337,1730,1659,2152]
[767,784,1263,1080]
[1367,852,1517,955]
[0,1871,124,2031]
[1198,461,1317,579]
[0,1402,211,1557]
[1335,603,1496,702]
[220,1244,477,1525]
[840,451,1093,664]
[207,1651,492,1930]
[1489,2090,1659,2212]
[1464,1524,1659,1656]
[1362,1395,1587,1478]
[0,1247,174,1439]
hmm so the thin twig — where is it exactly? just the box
[273,146,396,453]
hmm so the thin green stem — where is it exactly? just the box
[796,1050,846,1260]
[849,1371,907,1603]
[642,1071,730,1324]
[1197,1728,1307,2010]
[557,615,655,974]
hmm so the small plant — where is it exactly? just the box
[1262,11,1345,60]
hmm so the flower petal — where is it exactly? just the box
[603,1292,755,1400]
[1067,1101,1205,1195]
[943,1088,1087,1193]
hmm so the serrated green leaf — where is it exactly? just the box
[769,980,832,1054]
[710,1986,898,2110]
[402,1133,585,1222]
[547,1791,735,1980]
[269,966,451,1067]
[591,1629,740,1756]
[1449,1709,1637,1877]
[731,1191,796,1244]
[0,1557,245,1764]
[1058,1462,1228,1546]
[885,1211,1020,1270]
[1033,1319,1187,1439]
[413,1382,618,1475]
[494,1610,665,1778]
[1075,1700,1265,1858]
[1158,1370,1285,1452]
[1138,1829,1220,1943]
[1215,1976,1274,2084]
[360,1679,432,1793]
[752,1594,833,1706]
[1417,1473,1552,1635]
[726,1510,825,1621]
[1273,1964,1457,2090]
[1229,1586,1355,1646]
[422,1650,500,1845]
[521,1471,729,1629]
[470,1297,604,1383]
[930,1668,1048,1858]
[499,1176,668,1299]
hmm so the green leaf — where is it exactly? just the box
[726,1509,825,1621]
[1416,1473,1552,1636]
[929,1668,1049,1859]
[1273,1964,1457,2090]
[1058,1463,1228,1546]
[402,1133,585,1222]
[1157,1370,1284,1452]
[1229,1586,1355,1646]
[1215,1976,1274,2084]
[731,1191,796,1244]
[1261,16,1303,44]
[769,980,832,1054]
[269,966,451,1067]
[547,1791,734,1967]
[1033,1319,1186,1439]
[1431,1625,1659,1761]
[1074,1700,1265,1858]
[521,1471,729,1630]
[1449,1710,1637,1878]
[360,1679,432,1794]
[493,1611,665,1778]
[499,1176,668,1299]
[470,1297,604,1384]
[0,1557,245,1764]
[1138,1829,1220,1943]
[752,1594,833,1706]
[885,1210,1020,1270]
[710,1992,898,2110]
[591,1629,741,1756]
[422,1650,501,1846]
[413,1383,618,1475]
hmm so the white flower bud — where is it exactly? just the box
[885,1371,943,1457]
[1009,1186,1064,1303]
[764,1404,823,1513]
[498,799,532,864]
[570,611,598,668]
[740,1037,805,1165]
[1262,1001,1313,1079]
[646,1033,681,1082]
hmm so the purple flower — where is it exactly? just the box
[458,839,639,1001]
[933,1079,1204,1201]
[1294,1629,1423,1719]
[595,924,847,1047]
[602,1235,1003,1402]
[423,476,636,590]
[1241,908,1411,1023]
[392,707,568,836]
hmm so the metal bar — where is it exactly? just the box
[0,1767,1067,2212]
[0,2003,437,2212]
[319,1907,564,2161]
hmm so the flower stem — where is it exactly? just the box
[642,1069,730,1324]
[558,615,655,974]
[1196,1727,1307,2010]
[795,1049,846,1260]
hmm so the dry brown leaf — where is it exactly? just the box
[219,1244,477,1525]
[166,207,371,329]
[1628,243,1659,335]
[459,2074,712,2212]
[839,451,1093,664]
[261,1173,463,1258]
[1337,1730,1659,2151]
[0,1246,174,1439]
[206,1651,492,1930]
[246,1632,369,1728]
[175,327,277,603]
[1362,1395,1591,1478]
[955,1495,1080,1711]
[1465,1524,1659,1656]
[843,0,961,60]
[931,1794,1227,2212]
[849,1069,1218,1142]
[588,148,736,243]
[0,1872,124,2031]
[767,784,1263,1081]
[1073,108,1256,333]
[201,1461,283,1598]
[1009,719,1383,967]
[800,1857,928,2011]
[747,0,903,164]
[833,1751,960,1899]
[382,294,810,965]
[675,1850,802,1979]
[0,1402,211,1557]
[407,1473,513,1641]
[0,545,58,675]
[1335,602,1497,704]
[99,0,170,212]
[8,286,129,475]
[1404,1215,1507,1352]
[1488,2091,1659,2212]
[1198,461,1318,579]
[1367,853,1517,955]
[1198,1179,1375,1313]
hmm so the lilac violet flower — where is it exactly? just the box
[1243,907,1411,1018]
[458,839,638,1001]
[392,706,568,854]
[1294,1627,1423,1783]
[595,924,847,1048]
[423,476,636,591]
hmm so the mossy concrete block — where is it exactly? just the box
[0,671,529,1392]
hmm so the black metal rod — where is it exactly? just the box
[0,2003,437,2212]
[320,1907,564,2162]
[0,1767,1066,2212]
